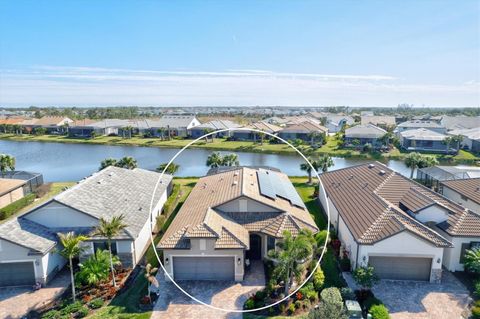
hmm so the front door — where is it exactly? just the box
[248,234,262,260]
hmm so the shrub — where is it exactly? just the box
[315,230,329,248]
[75,306,89,318]
[352,266,379,290]
[340,287,355,301]
[472,305,480,319]
[363,143,373,152]
[475,280,480,298]
[320,287,343,305]
[255,290,267,301]
[41,310,63,319]
[364,296,384,311]
[61,301,83,314]
[294,300,303,309]
[288,302,296,314]
[313,267,325,291]
[88,298,104,309]
[340,257,351,271]
[369,304,390,319]
[244,298,255,310]
[309,287,347,319]
[0,193,36,220]
[76,250,120,286]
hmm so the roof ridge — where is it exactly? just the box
[373,170,396,194]
[221,226,248,249]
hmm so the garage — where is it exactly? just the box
[0,262,35,287]
[173,256,234,281]
[369,256,432,281]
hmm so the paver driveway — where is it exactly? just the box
[151,260,266,319]
[372,271,472,319]
[0,270,70,319]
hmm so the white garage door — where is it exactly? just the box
[173,256,234,281]
[0,262,35,287]
[369,256,432,281]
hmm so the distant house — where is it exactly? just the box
[68,119,134,138]
[448,127,480,153]
[0,167,172,287]
[396,120,446,135]
[277,121,328,144]
[399,128,451,153]
[0,179,27,209]
[1,171,44,194]
[158,167,318,281]
[139,115,201,138]
[326,115,355,133]
[0,117,26,126]
[360,115,396,130]
[319,162,480,280]
[440,178,480,213]
[188,120,241,138]
[417,165,480,190]
[440,116,480,131]
[232,121,282,141]
[344,124,387,149]
[21,116,74,134]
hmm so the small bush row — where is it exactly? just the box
[0,193,35,220]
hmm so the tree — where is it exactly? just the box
[269,230,314,294]
[58,232,88,301]
[157,162,180,175]
[258,132,265,145]
[221,153,239,166]
[443,135,463,153]
[122,126,134,139]
[90,131,98,139]
[308,131,321,146]
[93,215,127,287]
[157,127,166,141]
[116,156,137,169]
[76,249,120,286]
[308,287,347,319]
[404,152,437,179]
[300,157,320,184]
[34,127,47,135]
[202,128,213,142]
[206,152,223,168]
[0,154,15,177]
[318,154,334,173]
[99,158,118,170]
[380,132,393,147]
[352,266,379,290]
[464,247,480,274]
[12,124,22,135]
[144,263,159,301]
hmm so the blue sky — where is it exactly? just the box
[0,0,478,107]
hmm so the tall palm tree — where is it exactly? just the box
[202,128,213,142]
[300,157,320,184]
[258,132,265,145]
[12,124,22,135]
[93,215,127,287]
[270,230,314,294]
[308,131,320,146]
[222,153,239,166]
[206,152,223,168]
[58,232,88,301]
[443,135,463,153]
[156,162,180,174]
[117,156,137,169]
[318,154,334,173]
[0,154,15,177]
[405,152,422,179]
[99,158,118,170]
[380,132,393,147]
[157,127,166,141]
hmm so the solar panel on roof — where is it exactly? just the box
[257,170,276,199]
[257,169,306,208]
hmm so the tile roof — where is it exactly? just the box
[327,115,355,126]
[245,121,282,133]
[319,162,471,246]
[0,117,26,125]
[448,127,480,141]
[400,128,447,141]
[441,116,480,130]
[54,166,172,238]
[441,178,480,206]
[397,120,444,129]
[192,120,241,130]
[0,218,57,254]
[361,116,396,126]
[345,124,387,139]
[0,178,26,196]
[137,115,199,129]
[280,121,328,134]
[33,116,73,126]
[158,167,318,250]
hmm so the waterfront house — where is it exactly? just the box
[344,124,387,149]
[0,167,172,287]
[0,178,26,209]
[440,178,480,214]
[188,119,241,138]
[360,115,396,130]
[20,116,74,134]
[68,119,134,137]
[158,167,318,281]
[395,120,446,135]
[440,116,480,131]
[277,121,328,144]
[319,162,480,281]
[448,127,480,153]
[326,115,355,133]
[232,121,282,141]
[416,165,480,190]
[399,128,451,153]
[138,115,201,138]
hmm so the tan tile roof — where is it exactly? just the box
[280,121,328,134]
[33,116,73,126]
[0,178,26,196]
[158,167,318,250]
[320,163,464,246]
[247,121,282,133]
[441,178,480,206]
[0,117,26,125]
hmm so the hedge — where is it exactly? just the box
[0,193,36,220]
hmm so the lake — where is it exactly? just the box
[0,140,411,182]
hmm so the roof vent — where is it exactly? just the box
[233,181,238,186]
[348,175,354,180]
[368,164,375,168]
[379,170,386,175]
[234,172,239,176]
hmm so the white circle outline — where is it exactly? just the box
[148,127,331,313]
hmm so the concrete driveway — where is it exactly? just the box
[0,270,70,319]
[151,260,266,319]
[372,271,472,319]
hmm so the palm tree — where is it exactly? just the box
[117,156,137,169]
[318,154,334,173]
[443,135,463,153]
[300,157,320,184]
[380,132,393,147]
[206,152,223,168]
[156,162,180,174]
[258,132,265,145]
[58,232,88,301]
[93,215,127,287]
[308,131,321,146]
[157,127,166,140]
[12,124,22,135]
[202,128,213,142]
[222,153,239,166]
[464,248,480,274]
[144,263,159,301]
[270,230,314,294]
[99,158,118,170]
[0,154,15,177]
[405,152,422,179]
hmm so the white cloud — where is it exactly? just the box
[0,66,478,107]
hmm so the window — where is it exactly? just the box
[267,236,275,252]
[199,239,206,251]
[93,241,117,255]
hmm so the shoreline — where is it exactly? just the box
[0,134,478,165]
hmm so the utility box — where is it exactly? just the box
[345,300,363,319]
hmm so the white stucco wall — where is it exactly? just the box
[41,250,66,282]
[337,215,359,269]
[435,227,479,271]
[216,196,281,213]
[415,205,450,224]
[163,238,245,281]
[24,201,98,228]
[441,186,480,213]
[187,118,201,129]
